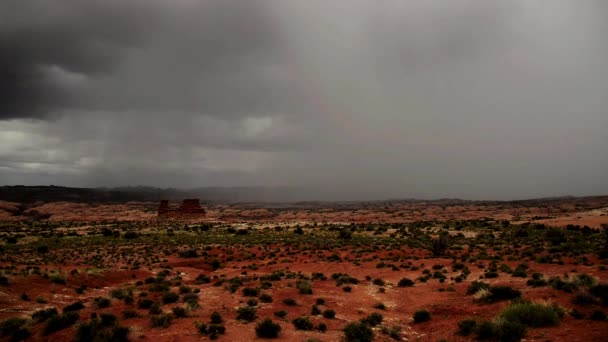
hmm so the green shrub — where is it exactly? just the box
[499,302,561,327]
[413,310,431,323]
[63,301,85,312]
[361,312,383,326]
[398,278,414,287]
[236,306,256,322]
[172,307,188,318]
[590,310,607,321]
[323,309,336,319]
[0,317,27,337]
[457,319,476,336]
[150,314,173,328]
[137,298,154,309]
[259,293,273,303]
[255,318,282,338]
[343,322,374,342]
[43,312,79,335]
[32,307,58,322]
[242,287,260,297]
[122,310,139,319]
[475,318,526,342]
[94,297,111,309]
[274,310,288,318]
[283,298,297,306]
[74,319,129,342]
[292,316,313,330]
[297,280,313,294]
[100,313,117,327]
[162,291,179,304]
[466,281,490,295]
[210,311,223,324]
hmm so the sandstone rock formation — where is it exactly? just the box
[158,199,206,217]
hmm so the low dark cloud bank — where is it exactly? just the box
[1,1,607,200]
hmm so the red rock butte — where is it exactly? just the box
[158,199,206,217]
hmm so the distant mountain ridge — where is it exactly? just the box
[0,185,604,205]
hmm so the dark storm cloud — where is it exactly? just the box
[0,0,160,118]
[1,1,607,200]
[0,0,290,119]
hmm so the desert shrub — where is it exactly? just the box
[236,306,256,322]
[457,319,476,336]
[206,324,226,339]
[475,320,497,340]
[110,288,126,299]
[361,312,383,326]
[210,311,223,324]
[137,298,154,309]
[63,301,85,312]
[242,287,260,297]
[149,302,162,315]
[323,309,336,319]
[162,291,179,304]
[150,313,173,328]
[498,302,561,327]
[466,281,490,295]
[292,316,313,330]
[343,322,374,342]
[172,307,188,318]
[398,277,414,287]
[274,310,287,318]
[247,299,258,307]
[178,248,197,258]
[512,267,527,278]
[573,292,598,306]
[590,283,608,305]
[0,275,8,286]
[43,311,79,335]
[255,318,282,338]
[94,297,111,309]
[549,276,578,292]
[100,313,117,326]
[32,307,58,323]
[122,310,139,319]
[374,302,386,310]
[259,293,273,303]
[413,310,431,323]
[74,319,129,342]
[195,274,211,284]
[590,310,607,321]
[475,318,526,342]
[317,322,327,332]
[311,305,321,315]
[49,274,66,285]
[372,278,385,286]
[342,286,352,292]
[297,280,313,294]
[283,298,297,306]
[486,286,521,303]
[0,317,27,337]
[570,309,585,319]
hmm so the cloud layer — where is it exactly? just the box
[1,1,607,200]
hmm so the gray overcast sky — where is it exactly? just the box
[1,0,607,200]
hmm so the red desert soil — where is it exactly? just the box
[1,196,607,341]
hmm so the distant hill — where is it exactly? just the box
[0,185,606,206]
[0,185,311,204]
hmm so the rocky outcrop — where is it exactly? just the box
[158,199,205,217]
